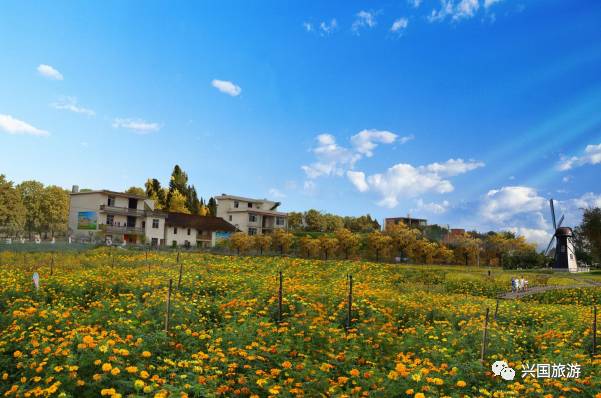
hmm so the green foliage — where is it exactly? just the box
[0,175,26,235]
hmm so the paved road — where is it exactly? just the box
[499,278,600,300]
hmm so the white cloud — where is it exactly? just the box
[268,188,286,199]
[0,114,49,136]
[303,22,313,32]
[319,19,338,35]
[484,0,503,8]
[302,134,360,178]
[557,143,601,171]
[567,192,601,210]
[37,64,63,80]
[409,0,423,8]
[51,97,95,116]
[428,0,480,22]
[112,118,161,134]
[348,159,484,208]
[302,129,406,179]
[391,18,409,33]
[211,79,242,97]
[352,10,377,33]
[508,227,551,250]
[347,171,369,192]
[415,198,450,214]
[350,129,401,157]
[303,180,317,194]
[424,158,485,176]
[480,186,546,224]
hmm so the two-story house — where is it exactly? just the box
[68,186,236,247]
[215,194,288,235]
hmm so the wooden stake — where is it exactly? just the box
[177,251,180,264]
[480,307,490,362]
[50,253,54,276]
[165,279,173,332]
[277,271,283,323]
[593,305,597,356]
[494,299,499,321]
[346,274,353,331]
[177,263,183,290]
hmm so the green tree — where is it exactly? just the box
[145,179,166,209]
[41,185,69,238]
[579,207,601,264]
[0,175,26,236]
[207,197,218,217]
[125,186,146,197]
[335,228,360,259]
[305,209,326,232]
[367,231,392,262]
[323,214,344,232]
[287,212,304,231]
[272,229,294,254]
[17,180,45,238]
[319,235,339,260]
[168,190,190,214]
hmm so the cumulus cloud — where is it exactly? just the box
[352,10,378,33]
[319,19,338,35]
[480,186,547,224]
[346,171,369,192]
[409,0,423,8]
[0,114,49,136]
[268,188,286,199]
[557,143,601,171]
[37,64,63,80]
[112,118,161,134]
[51,97,95,116]
[211,79,242,96]
[428,0,480,22]
[507,227,551,250]
[390,18,409,34]
[302,129,408,179]
[484,0,503,8]
[415,198,450,214]
[349,159,483,208]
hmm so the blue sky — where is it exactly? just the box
[1,0,601,247]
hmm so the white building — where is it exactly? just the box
[215,194,288,235]
[68,187,235,247]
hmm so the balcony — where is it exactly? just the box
[100,205,146,217]
[101,224,145,235]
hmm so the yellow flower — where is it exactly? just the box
[456,380,467,388]
[134,380,145,389]
[405,389,414,395]
[142,351,152,358]
[281,361,292,369]
[111,367,120,376]
[412,373,421,382]
[140,370,150,379]
[101,363,112,372]
[126,366,138,373]
[415,393,425,398]
[13,351,22,358]
[349,368,360,377]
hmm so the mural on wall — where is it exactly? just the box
[215,231,232,240]
[77,211,98,230]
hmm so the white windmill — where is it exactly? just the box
[544,199,578,272]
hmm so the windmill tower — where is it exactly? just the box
[544,199,578,272]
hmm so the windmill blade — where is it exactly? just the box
[557,214,565,228]
[544,235,556,256]
[549,199,557,230]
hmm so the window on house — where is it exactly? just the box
[276,217,285,226]
[187,228,191,235]
[106,215,114,225]
[248,227,257,236]
[228,215,232,221]
[108,196,115,206]
[174,227,178,234]
[248,202,253,208]
[234,201,239,208]
[152,219,159,228]
[142,221,146,228]
[249,214,256,222]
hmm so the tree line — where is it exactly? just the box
[225,222,551,267]
[0,175,70,238]
[287,209,381,233]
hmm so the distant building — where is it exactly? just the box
[384,216,427,230]
[215,194,288,235]
[68,186,235,247]
[443,228,466,244]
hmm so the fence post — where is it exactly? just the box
[177,251,180,264]
[494,299,499,321]
[346,274,353,331]
[177,262,183,290]
[480,307,490,362]
[593,305,597,356]
[165,279,173,332]
[277,271,283,323]
[50,253,54,276]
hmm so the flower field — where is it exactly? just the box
[0,249,600,397]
